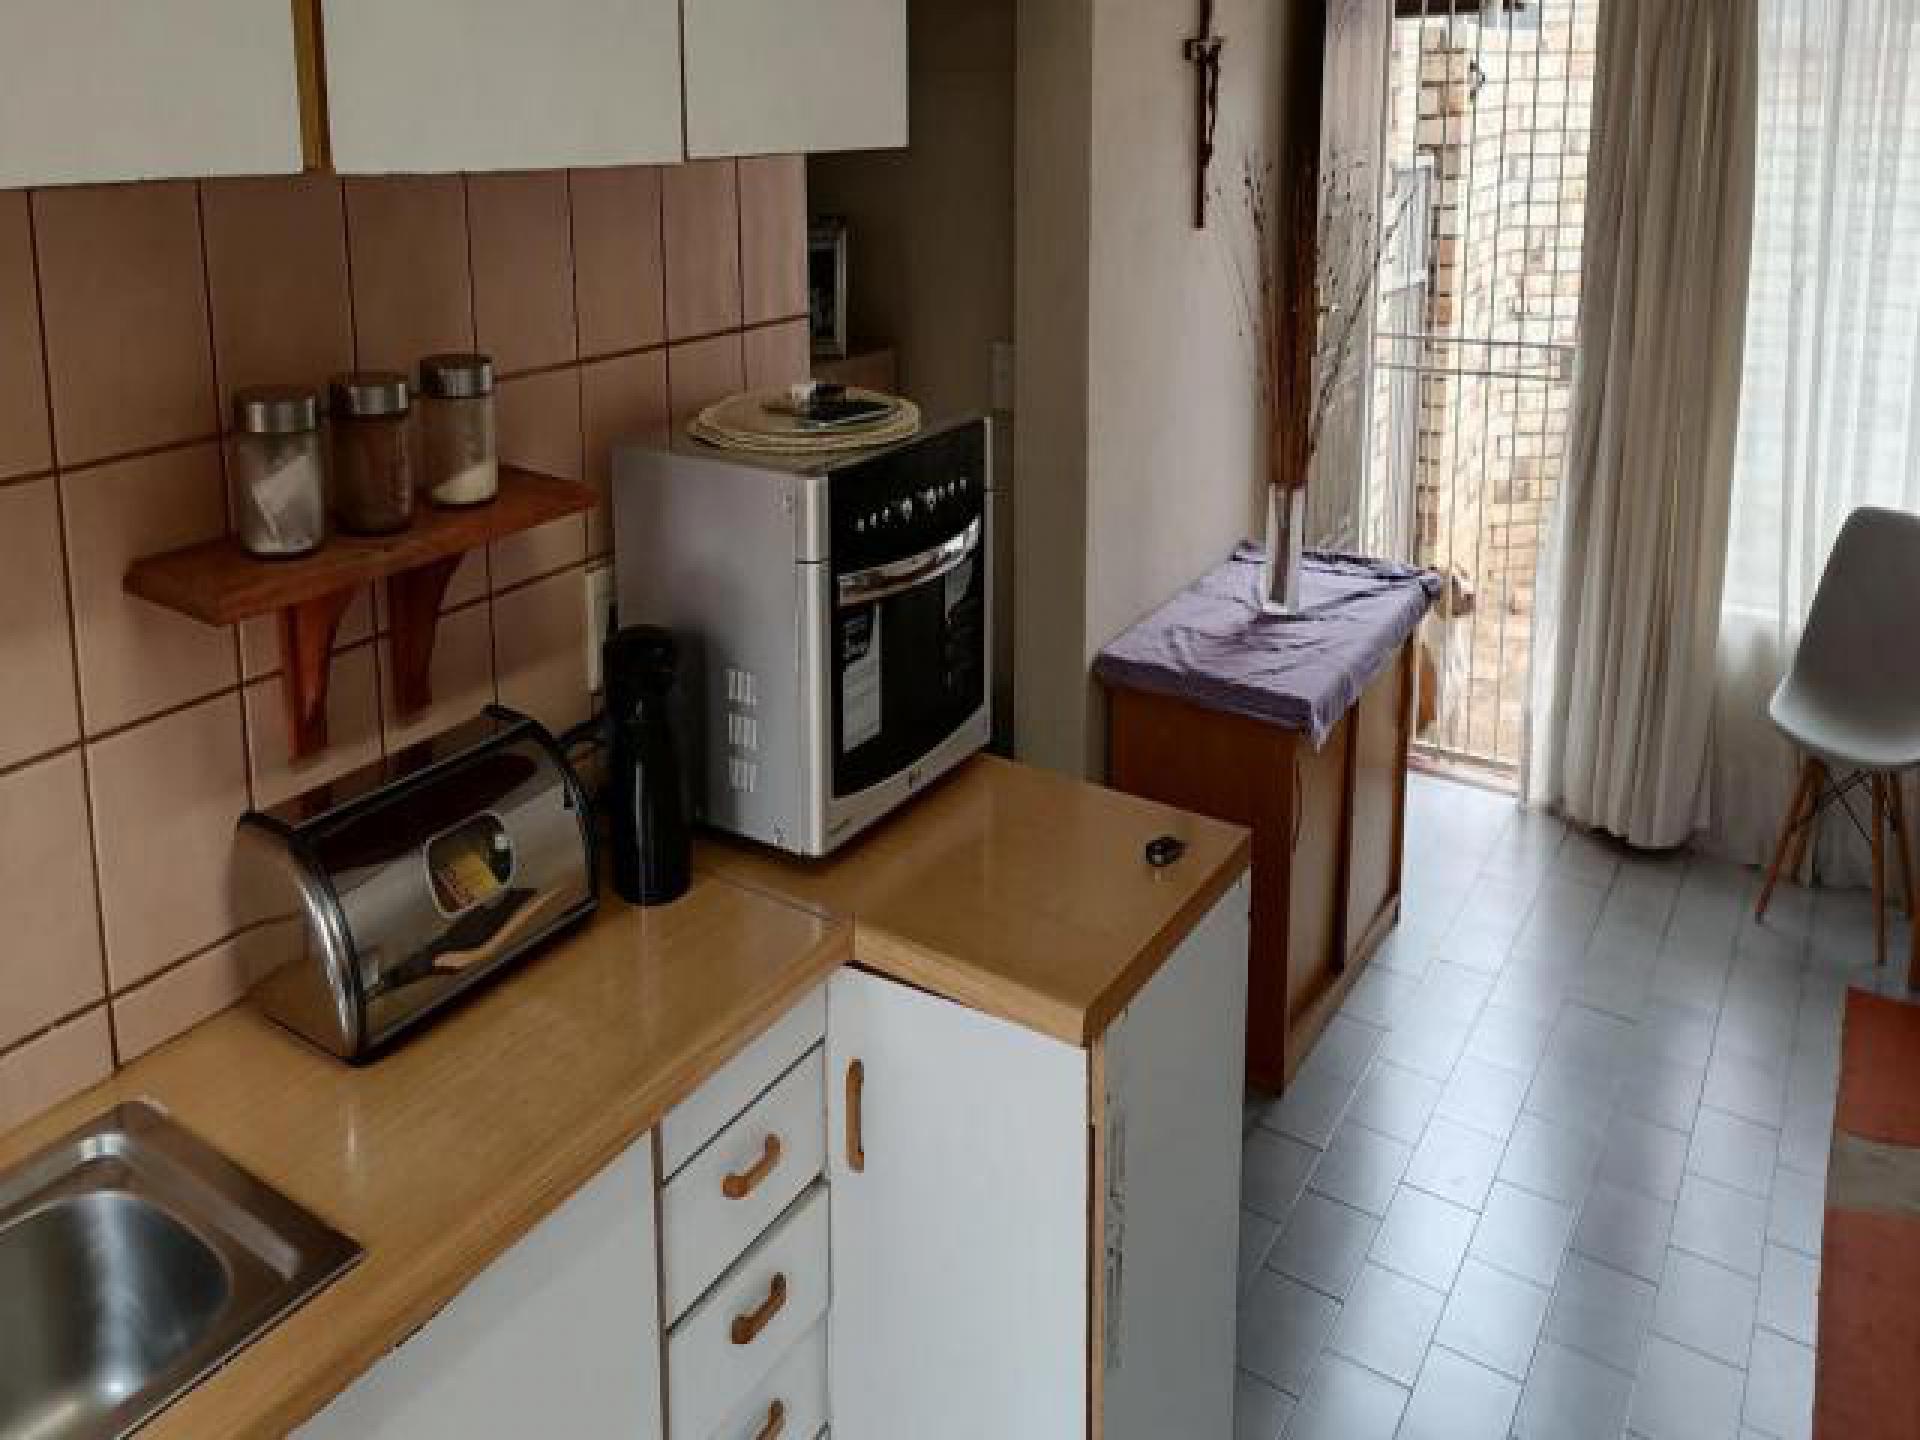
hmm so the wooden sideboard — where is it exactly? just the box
[1107,641,1414,1090]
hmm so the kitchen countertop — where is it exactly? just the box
[0,874,848,1440]
[700,754,1252,1046]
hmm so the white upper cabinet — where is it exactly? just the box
[683,0,907,158]
[0,0,304,188]
[321,0,684,173]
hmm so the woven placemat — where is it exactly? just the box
[689,388,922,456]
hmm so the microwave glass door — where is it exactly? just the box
[831,515,986,797]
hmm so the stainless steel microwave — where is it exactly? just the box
[612,417,991,856]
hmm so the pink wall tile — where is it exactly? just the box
[468,171,578,374]
[62,443,236,735]
[33,182,216,467]
[202,173,354,427]
[0,478,80,768]
[112,928,279,1063]
[86,692,253,990]
[0,191,51,481]
[494,567,592,735]
[0,752,103,1052]
[739,156,809,325]
[571,166,666,358]
[243,640,383,809]
[580,350,670,557]
[344,176,475,373]
[663,160,743,341]
[490,367,586,588]
[744,319,813,392]
[378,599,495,752]
[0,1007,111,1134]
[668,332,747,421]
[239,587,374,682]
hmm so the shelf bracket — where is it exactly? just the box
[387,555,465,720]
[277,589,358,760]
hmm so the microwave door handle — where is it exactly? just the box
[836,518,981,608]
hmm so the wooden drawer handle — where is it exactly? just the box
[722,1133,783,1199]
[846,1059,866,1173]
[754,1399,786,1440]
[730,1272,788,1346]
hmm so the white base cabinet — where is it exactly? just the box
[295,1141,662,1440]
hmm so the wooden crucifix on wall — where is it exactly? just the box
[1185,0,1226,228]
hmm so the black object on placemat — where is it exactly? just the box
[605,626,691,906]
[1145,834,1187,868]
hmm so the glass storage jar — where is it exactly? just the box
[419,353,499,507]
[230,385,325,558]
[329,371,414,535]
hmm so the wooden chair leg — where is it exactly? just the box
[1757,758,1819,920]
[1890,774,1918,917]
[1785,760,1828,888]
[1873,776,1889,968]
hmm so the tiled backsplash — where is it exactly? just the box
[0,156,809,1130]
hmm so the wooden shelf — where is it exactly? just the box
[124,466,595,760]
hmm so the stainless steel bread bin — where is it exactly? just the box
[237,707,596,1061]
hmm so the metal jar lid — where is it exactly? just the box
[329,371,410,418]
[233,384,320,435]
[419,353,495,400]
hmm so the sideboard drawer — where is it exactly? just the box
[704,1317,827,1440]
[663,1044,825,1322]
[668,1182,830,1439]
[664,986,827,1176]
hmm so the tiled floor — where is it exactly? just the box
[1237,772,1905,1440]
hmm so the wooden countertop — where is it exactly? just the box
[699,755,1252,1046]
[0,875,848,1440]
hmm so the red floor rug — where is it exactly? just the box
[1818,990,1920,1440]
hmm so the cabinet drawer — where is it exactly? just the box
[664,1045,825,1322]
[705,1318,827,1440]
[669,1183,829,1439]
[664,986,826,1176]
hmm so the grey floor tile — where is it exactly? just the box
[1259,1063,1358,1150]
[1617,1056,1706,1134]
[1743,1327,1814,1440]
[1418,960,1499,1023]
[1380,1011,1474,1081]
[1500,1112,1603,1207]
[1309,1118,1411,1218]
[1672,1173,1769,1277]
[1283,1352,1407,1440]
[1346,1061,1444,1145]
[1767,1165,1825,1258]
[1243,1129,1320,1223]
[1308,1013,1387,1082]
[1526,1053,1621,1138]
[1404,1115,1505,1211]
[1467,1002,1556,1072]
[1777,1092,1835,1177]
[1573,1174,1674,1288]
[1688,1107,1781,1199]
[1434,1256,1550,1379]
[1652,1248,1759,1368]
[1550,1002,1636,1075]
[1240,1209,1279,1300]
[1545,1252,1656,1374]
[1704,1050,1789,1129]
[1328,1262,1445,1388]
[1757,1242,1819,1346]
[1597,1111,1690,1203]
[1238,1269,1339,1397]
[1268,1191,1378,1301]
[1399,1345,1521,1440]
[1514,1339,1633,1440]
[1234,1368,1295,1440]
[1629,1335,1746,1440]
[1370,1184,1478,1293]
[1439,1055,1533,1139]
[1470,1181,1575,1287]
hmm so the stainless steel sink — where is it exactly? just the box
[0,1101,361,1439]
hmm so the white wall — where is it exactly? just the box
[1017,0,1303,777]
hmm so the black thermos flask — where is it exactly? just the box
[605,625,690,906]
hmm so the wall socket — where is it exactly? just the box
[584,565,617,693]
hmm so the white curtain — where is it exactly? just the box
[1710,0,1920,883]
[1527,0,1759,848]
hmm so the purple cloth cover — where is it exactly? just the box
[1094,544,1441,748]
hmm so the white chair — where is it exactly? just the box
[1755,507,1920,975]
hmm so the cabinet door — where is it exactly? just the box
[683,0,907,158]
[826,967,1088,1440]
[0,1,303,188]
[322,0,683,173]
[295,1141,663,1440]
[1344,643,1411,964]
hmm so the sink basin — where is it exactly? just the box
[0,1102,360,1439]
